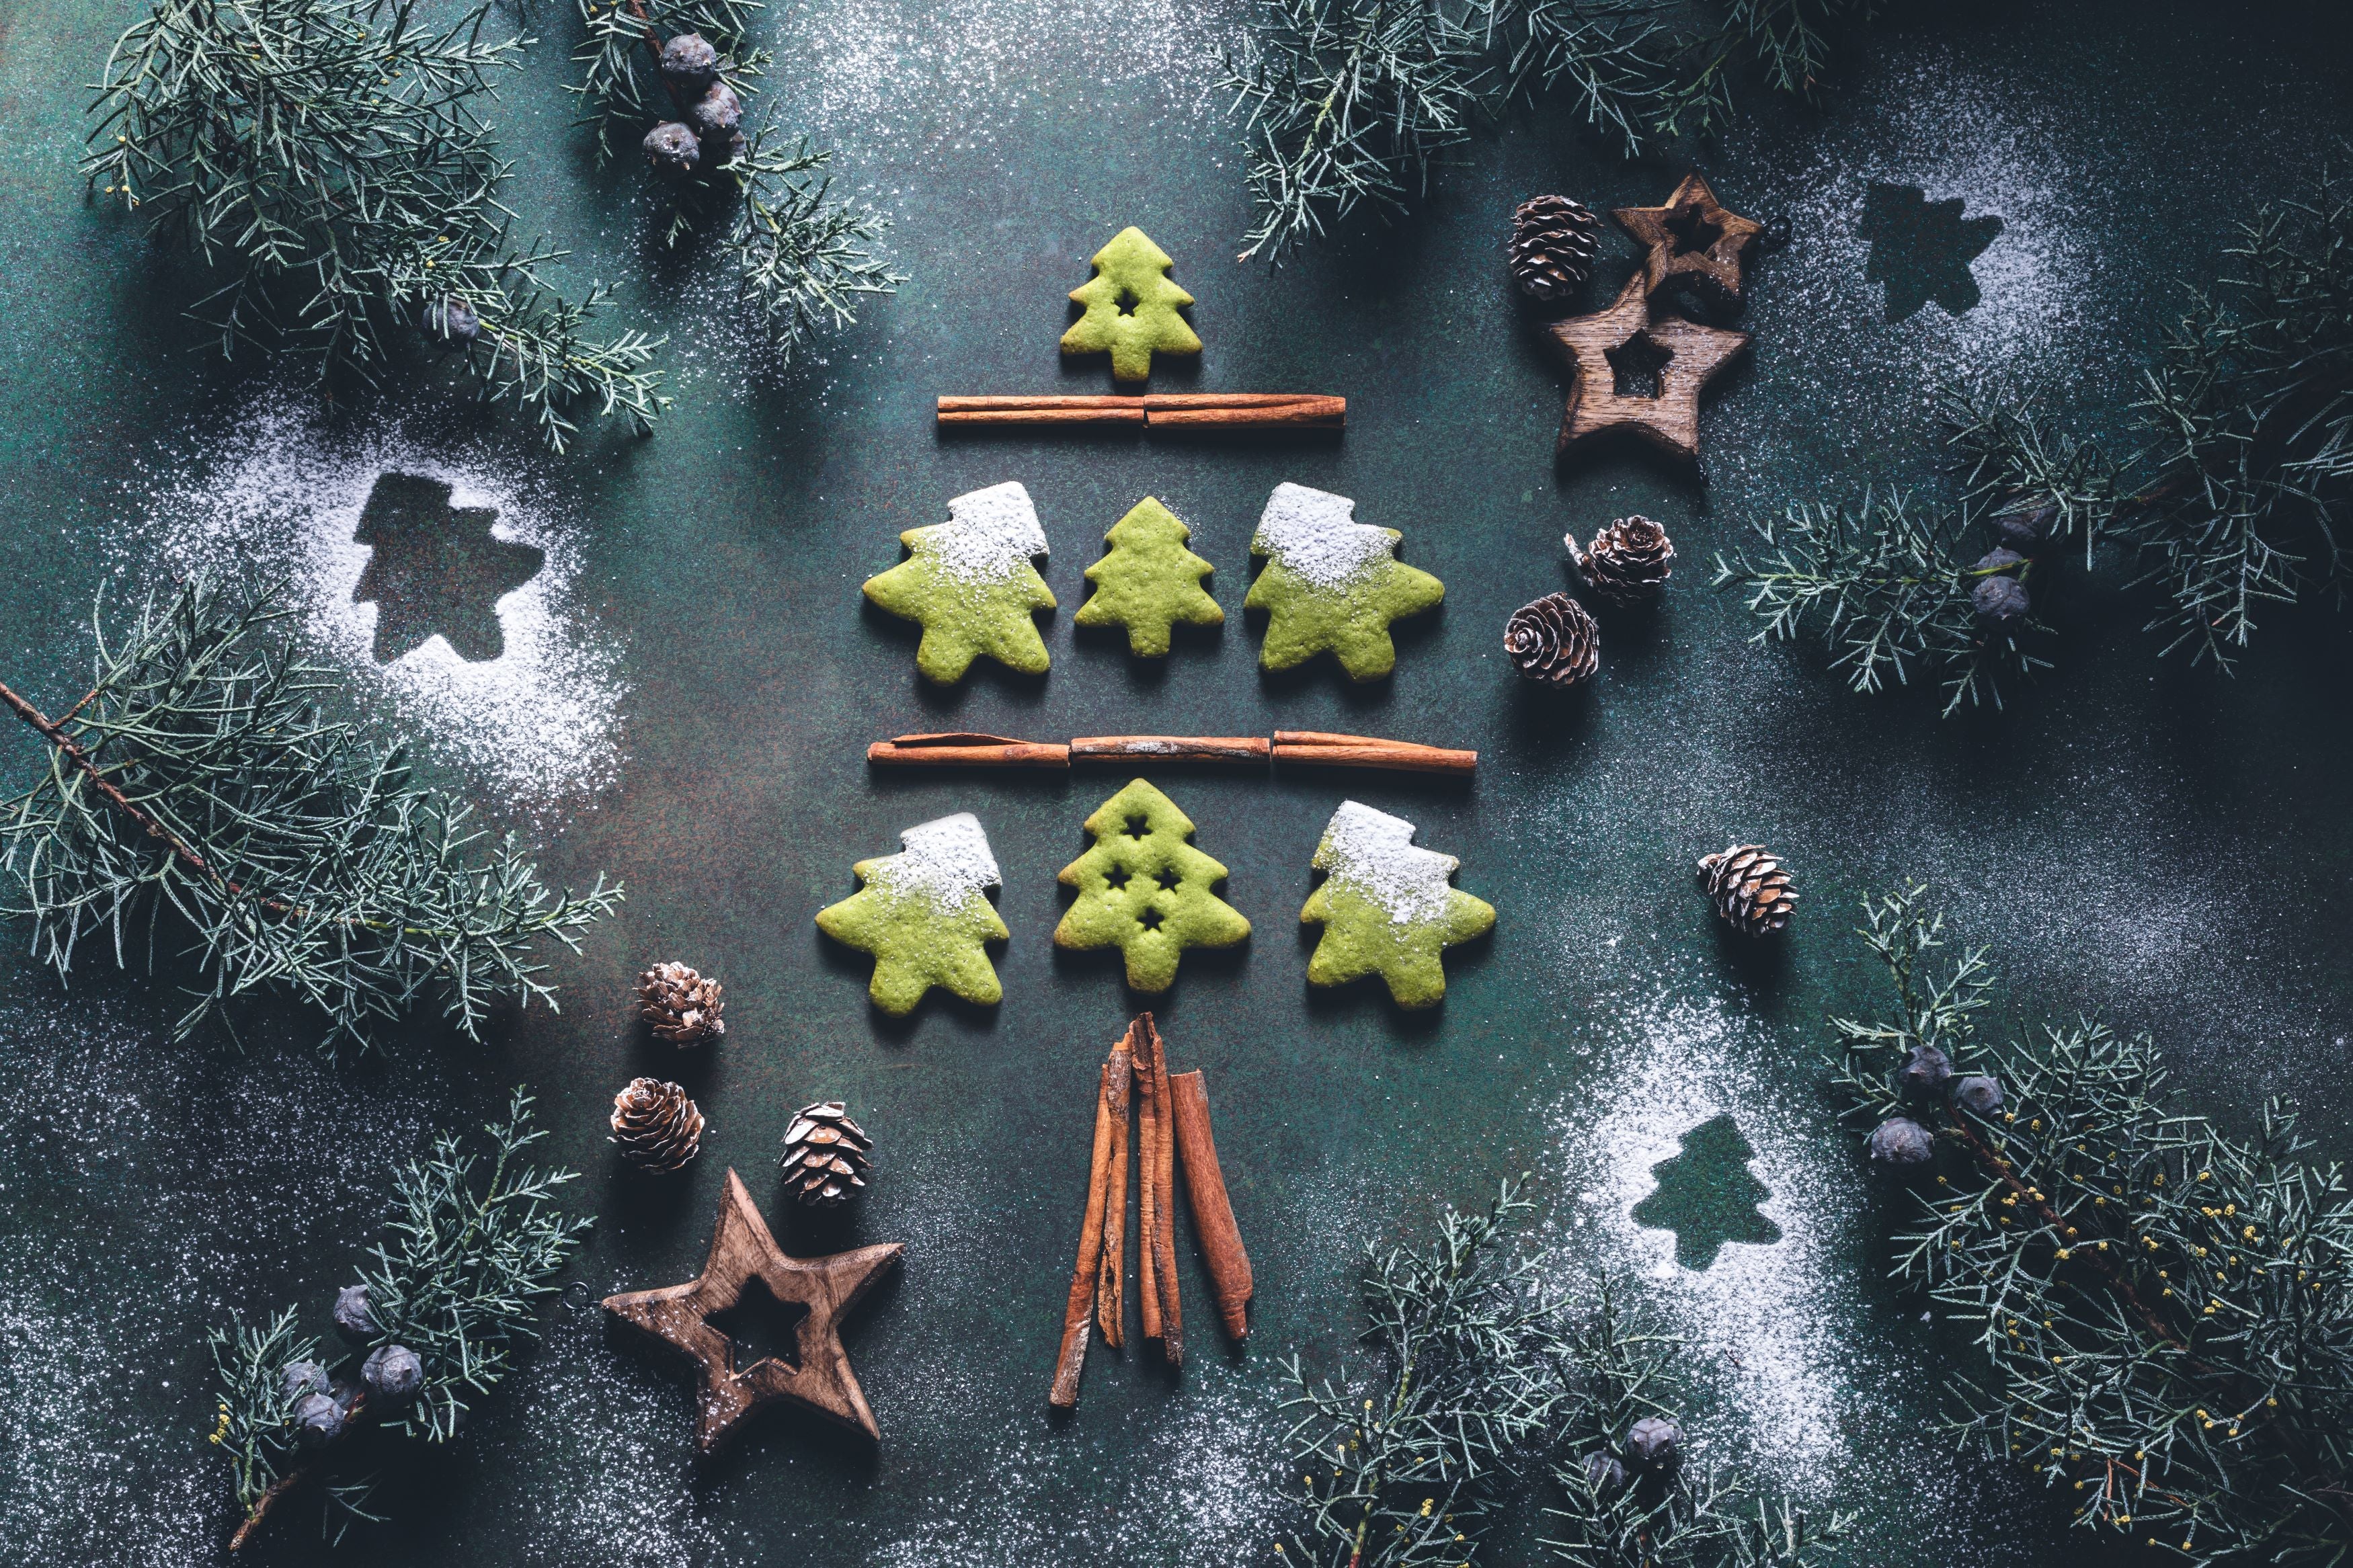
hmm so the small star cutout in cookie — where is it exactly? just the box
[1613,173,1765,304]
[603,1168,904,1450]
[350,472,544,663]
[1538,274,1750,462]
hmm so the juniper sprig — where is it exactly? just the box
[210,1090,589,1549]
[83,0,667,450]
[1711,490,2049,714]
[0,580,621,1052]
[1829,885,2353,1566]
[1275,1175,1570,1566]
[1544,1284,1851,1568]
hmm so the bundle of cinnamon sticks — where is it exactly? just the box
[1049,1014,1252,1409]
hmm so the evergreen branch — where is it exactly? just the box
[1542,1284,1851,1567]
[1831,886,2353,1566]
[358,1087,594,1442]
[208,1091,587,1548]
[83,0,668,448]
[1712,491,2048,714]
[1222,0,1888,261]
[0,579,622,1052]
[722,129,904,360]
[1275,1175,1570,1567]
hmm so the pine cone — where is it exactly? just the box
[1570,516,1676,603]
[1696,844,1796,936]
[779,1101,874,1207]
[1505,592,1600,688]
[638,961,725,1046]
[610,1079,705,1173]
[1509,195,1603,302]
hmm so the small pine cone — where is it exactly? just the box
[1569,516,1676,604]
[638,961,725,1046]
[1508,194,1603,302]
[1505,592,1600,688]
[610,1079,705,1173]
[688,81,742,145]
[780,1101,873,1207]
[1696,843,1796,936]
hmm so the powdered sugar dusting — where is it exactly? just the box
[1542,990,1884,1498]
[1312,801,1459,925]
[1252,483,1398,589]
[920,481,1048,585]
[120,392,626,813]
[863,811,1003,911]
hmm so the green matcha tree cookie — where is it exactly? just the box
[1300,800,1493,1009]
[1055,779,1250,992]
[1058,227,1202,382]
[863,481,1055,683]
[1244,483,1444,680]
[1072,497,1224,657]
[816,812,1008,1014]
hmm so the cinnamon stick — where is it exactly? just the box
[1069,735,1272,765]
[936,393,1344,431]
[1133,1020,1163,1347]
[1050,1046,1126,1409]
[866,732,1071,769]
[1095,1047,1131,1349]
[1168,1070,1252,1342]
[1136,1014,1183,1365]
[1271,729,1477,776]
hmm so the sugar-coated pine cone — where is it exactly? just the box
[638,960,725,1046]
[1505,591,1600,688]
[1509,194,1603,302]
[1696,843,1796,936]
[610,1078,705,1173]
[1569,515,1676,604]
[779,1101,875,1207]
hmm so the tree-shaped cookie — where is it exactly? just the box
[1244,483,1444,680]
[862,481,1055,684]
[1054,779,1250,992]
[1072,497,1224,657]
[1300,801,1493,1009]
[1058,227,1202,383]
[815,813,1008,1014]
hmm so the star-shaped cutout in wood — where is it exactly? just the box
[1614,173,1765,305]
[1538,274,1751,462]
[351,472,545,664]
[603,1168,904,1451]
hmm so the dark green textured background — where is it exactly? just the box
[3,2,2352,1563]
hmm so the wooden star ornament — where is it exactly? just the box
[1538,274,1750,462]
[603,1168,903,1451]
[1614,173,1764,304]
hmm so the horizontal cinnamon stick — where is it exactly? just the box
[936,393,1344,432]
[1070,735,1272,764]
[867,733,1071,769]
[869,731,1471,774]
[1168,1069,1252,1342]
[1050,1046,1125,1409]
[1272,730,1476,776]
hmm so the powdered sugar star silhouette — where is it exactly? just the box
[1859,183,2003,322]
[351,472,545,663]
